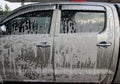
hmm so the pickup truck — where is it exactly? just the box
[0,2,120,83]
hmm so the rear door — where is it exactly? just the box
[54,4,115,82]
[0,5,56,81]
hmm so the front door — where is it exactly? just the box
[0,8,56,81]
[54,5,115,82]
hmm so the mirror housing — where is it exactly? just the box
[0,25,6,33]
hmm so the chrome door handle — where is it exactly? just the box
[36,42,50,48]
[97,41,112,48]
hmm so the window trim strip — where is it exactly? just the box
[61,5,106,11]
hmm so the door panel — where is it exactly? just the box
[54,5,114,82]
[54,34,98,82]
[0,10,55,81]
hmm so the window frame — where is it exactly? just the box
[59,5,107,34]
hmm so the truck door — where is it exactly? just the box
[54,5,115,82]
[0,5,56,81]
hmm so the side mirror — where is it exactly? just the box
[0,25,6,33]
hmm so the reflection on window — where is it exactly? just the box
[6,11,53,35]
[60,11,105,33]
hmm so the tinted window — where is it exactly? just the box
[60,10,105,33]
[5,10,53,35]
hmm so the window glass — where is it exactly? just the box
[5,10,53,35]
[60,10,105,33]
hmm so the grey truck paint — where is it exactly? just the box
[0,2,119,83]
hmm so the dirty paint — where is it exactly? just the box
[0,4,116,83]
[0,10,55,81]
[0,33,114,82]
[0,35,54,81]
[53,33,113,82]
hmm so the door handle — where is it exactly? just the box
[97,41,112,48]
[36,42,50,48]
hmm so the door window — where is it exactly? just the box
[60,10,105,33]
[4,10,53,35]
